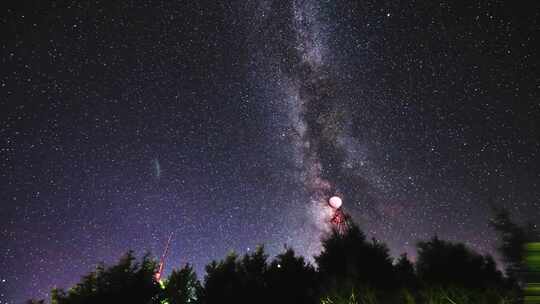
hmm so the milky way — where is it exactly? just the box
[1,1,539,303]
[274,1,383,248]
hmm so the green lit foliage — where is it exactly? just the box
[420,286,515,304]
[526,243,540,272]
[51,251,161,304]
[400,289,416,304]
[320,289,359,304]
[525,243,540,304]
[163,264,201,304]
[320,287,378,304]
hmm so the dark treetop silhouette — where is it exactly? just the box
[30,213,531,304]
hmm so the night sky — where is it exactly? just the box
[1,1,539,303]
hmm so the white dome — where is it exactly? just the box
[328,196,342,209]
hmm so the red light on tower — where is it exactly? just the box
[328,196,347,234]
[155,232,173,282]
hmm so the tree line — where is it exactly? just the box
[28,209,538,304]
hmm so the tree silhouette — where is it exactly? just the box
[490,208,539,284]
[394,253,417,291]
[200,247,271,304]
[239,245,268,303]
[164,263,201,304]
[315,223,397,302]
[50,251,161,304]
[199,252,242,304]
[416,237,505,290]
[266,246,318,304]
[28,216,524,304]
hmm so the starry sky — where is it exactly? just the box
[1,1,539,303]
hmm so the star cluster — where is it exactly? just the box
[1,1,539,303]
